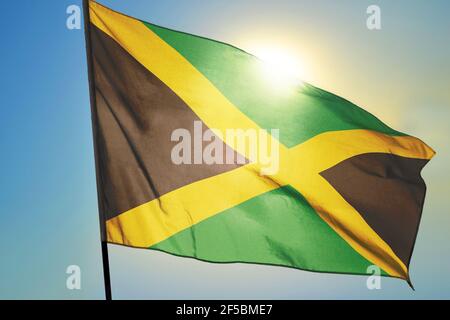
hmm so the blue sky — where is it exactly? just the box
[0,0,449,299]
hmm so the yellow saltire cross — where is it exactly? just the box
[90,1,434,279]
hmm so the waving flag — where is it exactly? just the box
[86,0,434,282]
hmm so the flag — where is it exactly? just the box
[86,0,435,281]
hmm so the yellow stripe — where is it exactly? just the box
[290,129,435,173]
[106,164,280,248]
[286,131,434,278]
[90,1,435,279]
[303,175,408,278]
[89,1,264,155]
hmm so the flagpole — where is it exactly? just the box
[82,0,113,301]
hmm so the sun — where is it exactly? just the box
[251,45,307,82]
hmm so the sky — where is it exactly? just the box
[0,0,449,299]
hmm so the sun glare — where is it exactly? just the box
[251,46,307,85]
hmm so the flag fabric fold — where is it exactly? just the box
[86,0,435,281]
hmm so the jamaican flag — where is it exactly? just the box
[86,1,435,282]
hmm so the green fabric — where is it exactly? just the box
[143,22,404,147]
[152,186,385,275]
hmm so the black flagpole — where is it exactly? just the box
[82,0,113,301]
